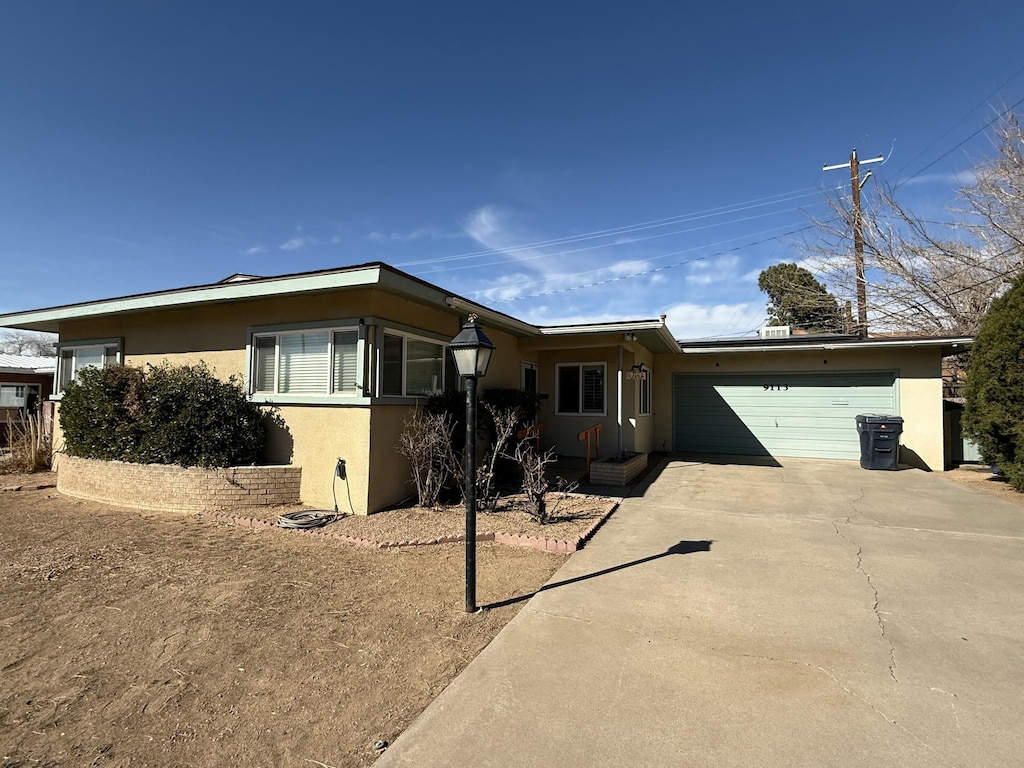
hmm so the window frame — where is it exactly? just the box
[521,361,538,394]
[555,362,607,416]
[378,328,447,398]
[637,364,652,416]
[248,323,364,401]
[54,338,123,395]
[0,383,28,408]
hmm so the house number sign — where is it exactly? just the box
[763,384,790,391]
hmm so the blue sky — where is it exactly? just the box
[2,1,1022,339]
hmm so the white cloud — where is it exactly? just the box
[366,227,457,243]
[684,253,741,285]
[902,170,977,187]
[241,245,267,255]
[280,236,308,251]
[663,301,766,340]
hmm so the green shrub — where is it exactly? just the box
[60,362,268,468]
[963,275,1024,492]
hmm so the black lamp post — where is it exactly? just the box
[448,314,495,613]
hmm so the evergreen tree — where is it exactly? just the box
[757,263,844,333]
[963,275,1024,492]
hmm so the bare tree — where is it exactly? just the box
[1,330,57,356]
[802,114,1024,336]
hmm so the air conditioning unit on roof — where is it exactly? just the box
[760,326,791,339]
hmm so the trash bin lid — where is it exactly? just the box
[856,413,903,426]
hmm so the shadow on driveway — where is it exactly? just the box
[484,539,713,610]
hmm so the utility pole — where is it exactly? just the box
[824,149,884,336]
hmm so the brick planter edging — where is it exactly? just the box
[198,495,620,554]
[57,455,301,513]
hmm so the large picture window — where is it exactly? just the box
[252,328,360,396]
[556,363,605,415]
[57,340,121,393]
[381,332,445,397]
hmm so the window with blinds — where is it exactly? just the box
[0,384,27,408]
[252,327,361,396]
[556,363,605,415]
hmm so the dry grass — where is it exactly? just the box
[0,411,51,474]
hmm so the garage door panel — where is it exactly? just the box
[673,372,896,460]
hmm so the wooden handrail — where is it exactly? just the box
[517,421,547,454]
[577,423,602,483]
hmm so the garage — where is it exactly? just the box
[672,371,897,460]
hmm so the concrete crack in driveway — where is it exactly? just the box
[709,649,951,766]
[832,521,899,682]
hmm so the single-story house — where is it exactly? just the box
[0,263,970,513]
[0,354,55,443]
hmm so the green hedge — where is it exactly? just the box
[60,362,267,468]
[963,275,1024,491]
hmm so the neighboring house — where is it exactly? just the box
[0,354,55,444]
[0,263,969,512]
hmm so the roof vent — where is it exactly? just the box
[760,325,791,339]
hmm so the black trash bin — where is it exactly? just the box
[855,414,904,470]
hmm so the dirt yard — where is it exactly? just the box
[0,476,599,767]
[940,463,1024,507]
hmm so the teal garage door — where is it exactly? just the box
[672,372,897,460]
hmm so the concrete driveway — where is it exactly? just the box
[375,457,1024,767]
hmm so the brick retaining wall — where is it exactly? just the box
[589,452,648,486]
[57,455,301,512]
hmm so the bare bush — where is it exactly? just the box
[1,410,52,474]
[397,409,457,507]
[475,404,521,513]
[506,438,577,524]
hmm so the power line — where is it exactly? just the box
[395,187,821,268]
[895,94,1024,189]
[480,223,818,304]
[416,203,823,276]
[892,64,1024,181]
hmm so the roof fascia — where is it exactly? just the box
[680,337,974,354]
[0,266,390,332]
[444,297,540,337]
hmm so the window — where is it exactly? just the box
[638,365,652,416]
[521,362,538,394]
[556,363,605,415]
[57,340,121,392]
[0,384,40,411]
[0,384,27,408]
[381,332,445,397]
[252,328,360,396]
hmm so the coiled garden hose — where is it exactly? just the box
[276,510,337,529]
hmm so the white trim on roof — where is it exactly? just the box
[0,266,385,332]
[680,337,973,354]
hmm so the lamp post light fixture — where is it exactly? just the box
[449,314,496,613]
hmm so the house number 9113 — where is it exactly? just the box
[763,384,790,391]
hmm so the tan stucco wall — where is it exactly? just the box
[534,344,649,458]
[367,404,418,513]
[53,289,537,513]
[270,405,373,514]
[652,346,945,471]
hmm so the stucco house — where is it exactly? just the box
[0,263,969,513]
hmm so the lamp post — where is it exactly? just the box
[448,314,495,613]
